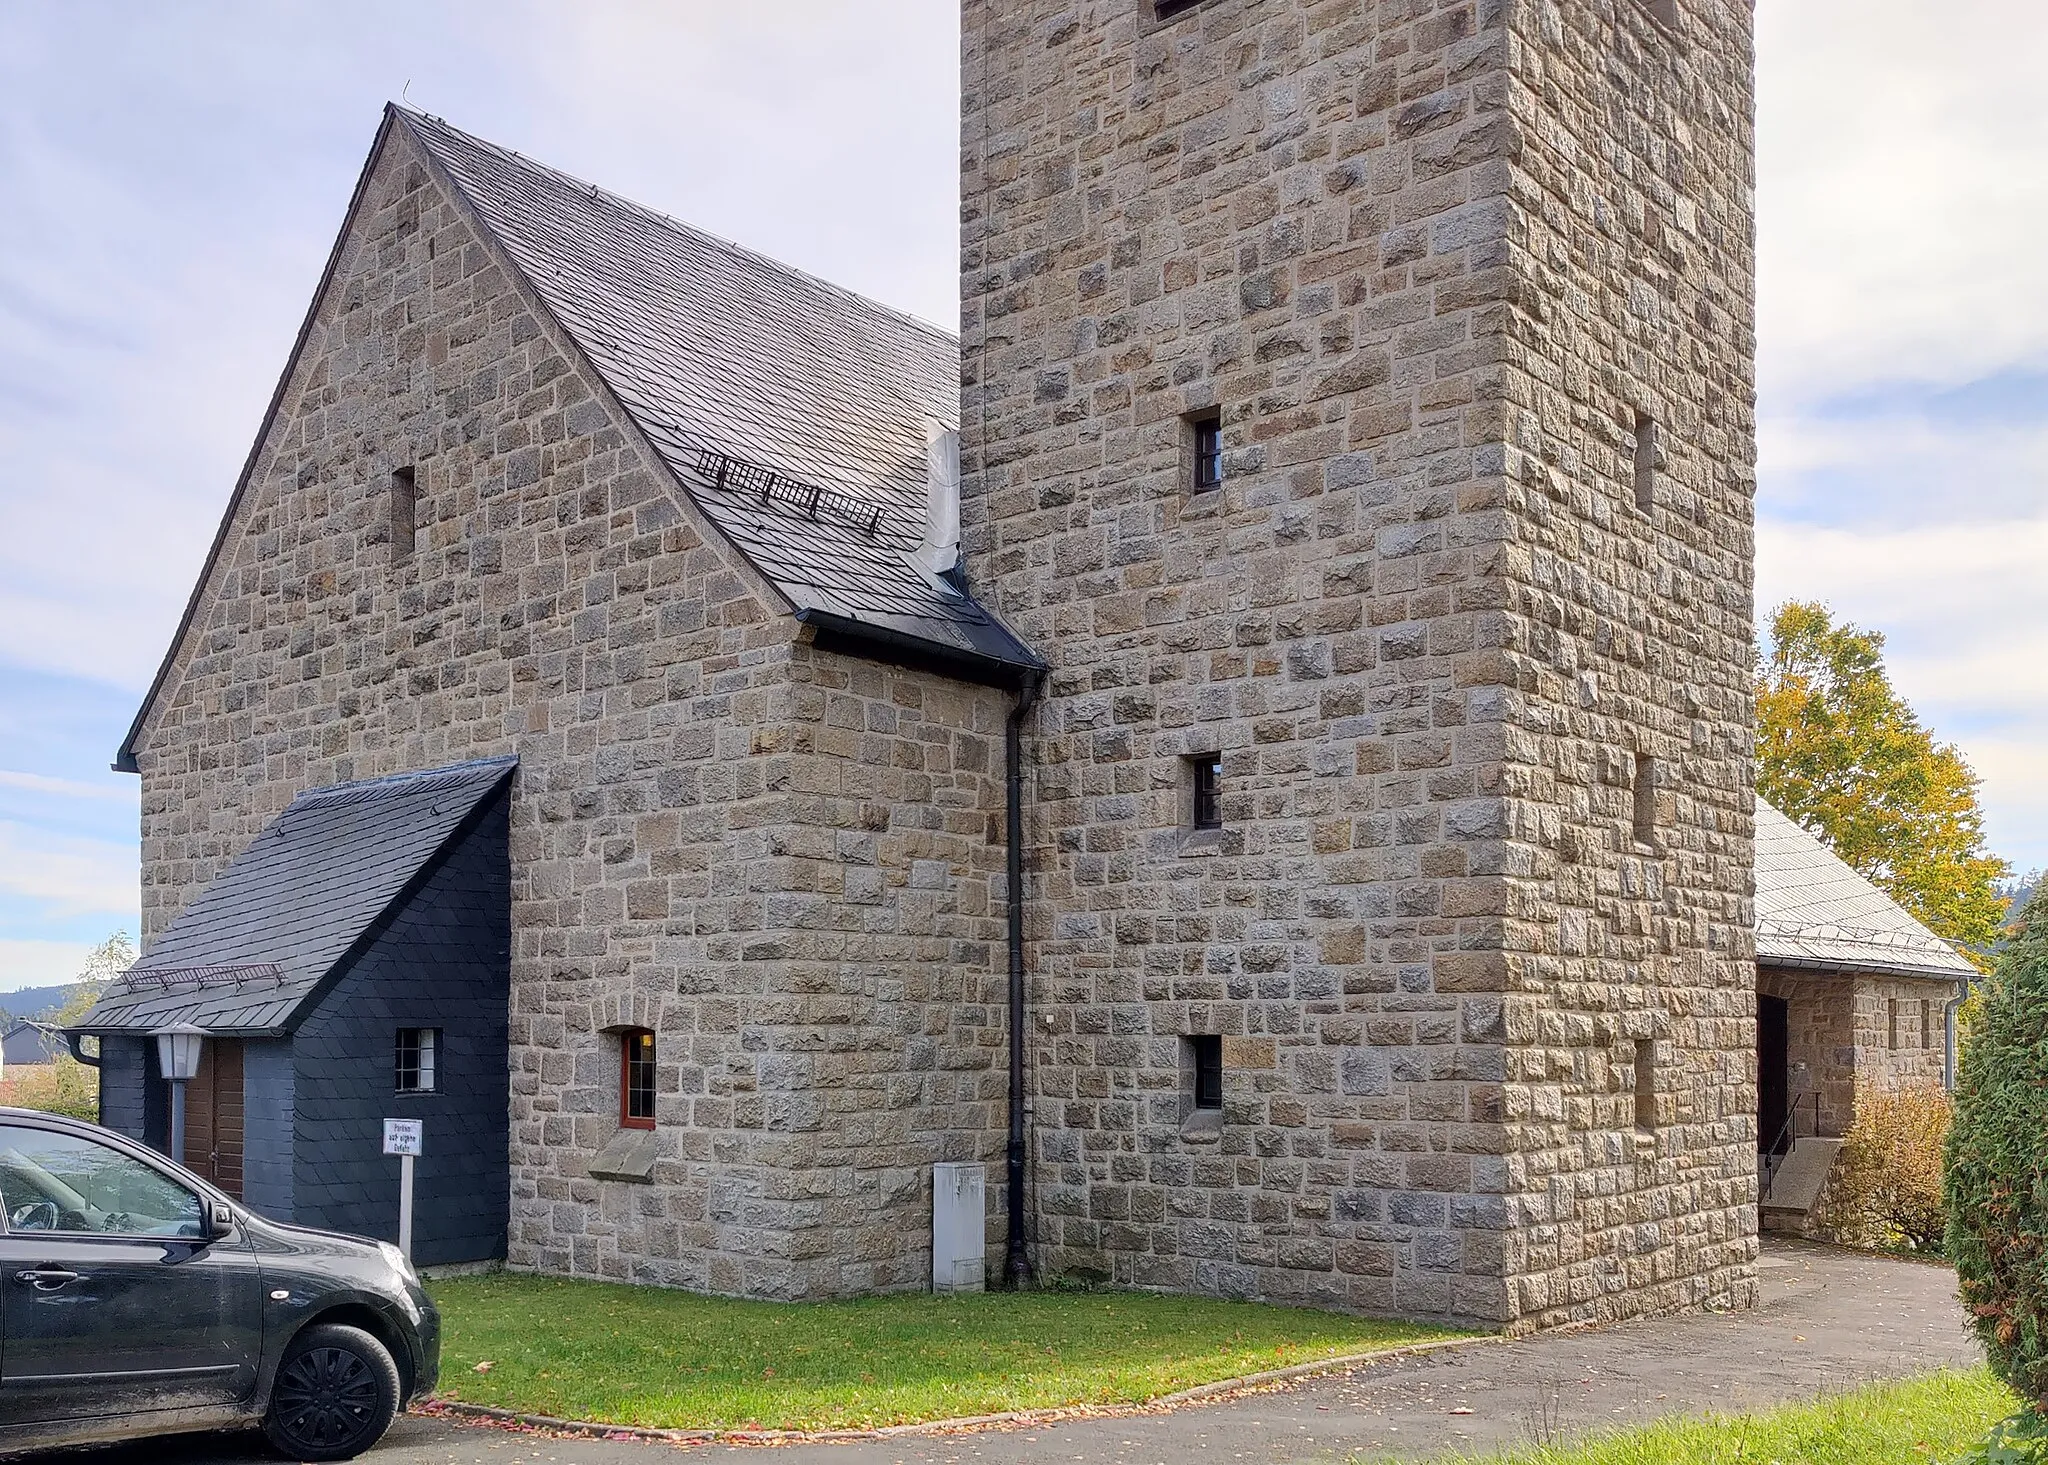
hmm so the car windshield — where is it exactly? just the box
[0,1126,204,1239]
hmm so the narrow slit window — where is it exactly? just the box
[1888,999,1900,1052]
[1190,410,1223,492]
[1632,753,1658,847]
[391,465,417,564]
[620,1028,656,1129]
[1920,1000,1934,1051]
[1633,1040,1655,1132]
[1632,411,1657,514]
[1189,1035,1223,1111]
[1190,754,1223,831]
[395,1028,438,1094]
[1156,0,1206,18]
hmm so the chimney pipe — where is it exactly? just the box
[916,421,961,579]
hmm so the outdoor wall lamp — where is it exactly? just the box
[152,1023,207,1163]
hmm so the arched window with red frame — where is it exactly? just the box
[620,1028,656,1129]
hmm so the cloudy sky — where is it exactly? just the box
[1,1,2043,991]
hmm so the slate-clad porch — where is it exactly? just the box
[73,758,516,1266]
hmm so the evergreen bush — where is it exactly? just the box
[1948,910,2048,1406]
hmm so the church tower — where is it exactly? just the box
[960,0,1759,1329]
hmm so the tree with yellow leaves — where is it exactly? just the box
[1757,601,2009,960]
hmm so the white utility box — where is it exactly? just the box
[931,1161,987,1294]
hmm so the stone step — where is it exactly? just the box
[1762,1136,1843,1216]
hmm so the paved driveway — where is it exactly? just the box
[11,1242,1979,1465]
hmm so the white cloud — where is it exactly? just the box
[1968,741,2048,879]
[0,821,138,922]
[1757,517,2048,869]
[0,771,132,800]
[0,940,102,994]
[1758,0,2048,400]
[500,2,958,329]
[1758,396,2048,529]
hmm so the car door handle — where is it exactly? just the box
[15,1268,83,1291]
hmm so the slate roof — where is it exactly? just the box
[397,109,1040,678]
[2,1023,60,1067]
[1754,797,1976,981]
[70,758,515,1036]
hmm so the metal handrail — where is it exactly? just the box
[1760,1091,1821,1201]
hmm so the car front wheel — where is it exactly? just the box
[262,1322,402,1461]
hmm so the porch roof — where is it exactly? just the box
[70,757,516,1037]
[1755,797,1977,982]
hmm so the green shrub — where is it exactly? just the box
[1833,1080,1951,1251]
[1948,910,2048,1406]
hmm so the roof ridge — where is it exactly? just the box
[390,105,958,348]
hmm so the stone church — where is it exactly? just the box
[86,0,1789,1331]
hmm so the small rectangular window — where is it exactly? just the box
[1632,753,1658,848]
[621,1028,656,1129]
[1190,754,1223,830]
[395,1028,438,1094]
[1189,410,1223,492]
[1920,1000,1934,1051]
[1632,411,1656,514]
[1156,0,1206,18]
[1189,1035,1223,1110]
[1633,1040,1655,1132]
[1888,999,1900,1051]
[391,465,417,564]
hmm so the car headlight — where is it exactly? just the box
[378,1241,420,1286]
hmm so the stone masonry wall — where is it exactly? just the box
[961,0,1756,1329]
[1760,968,1953,1140]
[130,121,1008,1298]
[1490,0,1758,1327]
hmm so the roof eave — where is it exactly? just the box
[794,608,1046,692]
[1757,950,1975,982]
[65,1023,291,1041]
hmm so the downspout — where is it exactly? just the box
[1003,668,1044,1288]
[64,1033,101,1068]
[1944,974,1973,1091]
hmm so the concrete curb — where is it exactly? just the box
[416,1334,1494,1448]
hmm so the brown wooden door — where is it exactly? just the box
[182,1038,245,1199]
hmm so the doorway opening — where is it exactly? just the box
[1758,993,1789,1157]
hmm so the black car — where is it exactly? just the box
[0,1107,438,1460]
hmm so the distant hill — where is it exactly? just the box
[0,984,84,1026]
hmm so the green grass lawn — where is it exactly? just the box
[428,1274,1463,1430]
[1439,1367,2016,1465]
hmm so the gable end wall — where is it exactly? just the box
[128,124,1013,1297]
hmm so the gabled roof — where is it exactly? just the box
[1754,797,1976,981]
[114,109,1037,771]
[2,1023,60,1066]
[70,758,514,1036]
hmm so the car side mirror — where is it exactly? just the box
[207,1201,236,1240]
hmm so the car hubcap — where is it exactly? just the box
[275,1345,379,1449]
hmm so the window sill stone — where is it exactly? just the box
[1179,1108,1224,1143]
[1179,828,1224,858]
[588,1125,659,1183]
